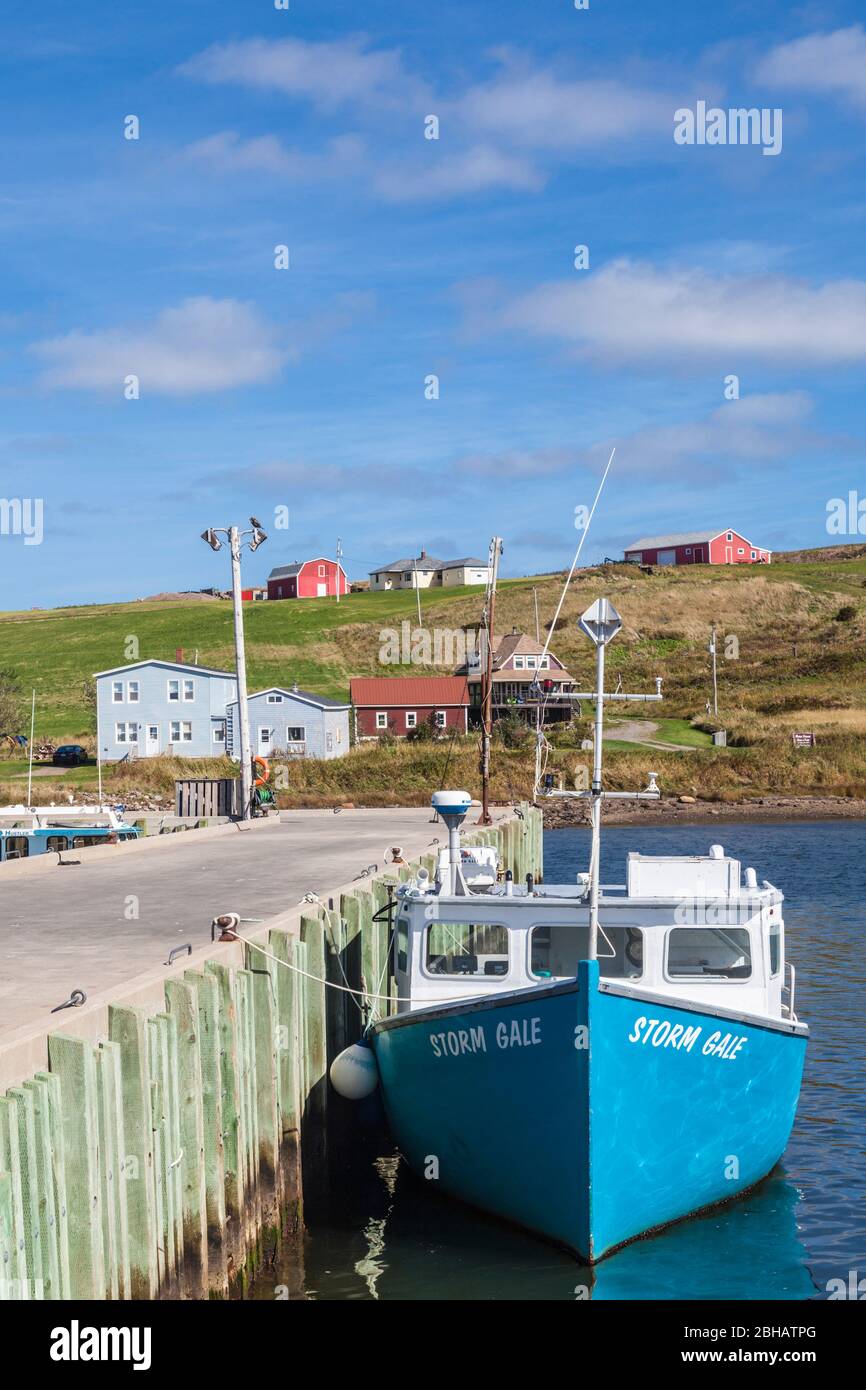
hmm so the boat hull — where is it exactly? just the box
[371,961,807,1262]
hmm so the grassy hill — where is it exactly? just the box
[2,549,865,804]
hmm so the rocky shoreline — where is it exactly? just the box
[537,794,866,828]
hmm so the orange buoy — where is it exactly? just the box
[253,756,270,787]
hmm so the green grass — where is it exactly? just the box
[1,549,866,803]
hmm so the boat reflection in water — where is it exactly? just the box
[292,1155,818,1301]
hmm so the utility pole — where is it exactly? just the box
[533,587,540,642]
[709,625,719,716]
[335,537,343,603]
[413,554,422,628]
[202,518,268,820]
[478,536,503,826]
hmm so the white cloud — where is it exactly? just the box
[590,393,820,475]
[374,145,543,201]
[498,259,866,365]
[33,297,287,394]
[179,130,365,179]
[456,63,678,150]
[754,25,866,107]
[179,36,423,111]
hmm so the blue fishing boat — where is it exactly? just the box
[0,803,140,863]
[360,598,808,1262]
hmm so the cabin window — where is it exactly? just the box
[530,925,643,980]
[3,836,29,859]
[46,835,68,852]
[666,928,752,980]
[73,835,92,849]
[168,680,180,702]
[425,922,509,977]
[769,920,781,976]
[112,681,124,703]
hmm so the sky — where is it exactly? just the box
[1,0,866,607]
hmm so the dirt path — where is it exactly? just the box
[604,719,687,752]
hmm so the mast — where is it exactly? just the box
[538,597,663,960]
[478,536,502,827]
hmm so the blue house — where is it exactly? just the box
[226,686,350,761]
[94,660,238,761]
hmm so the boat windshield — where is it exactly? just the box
[531,925,643,980]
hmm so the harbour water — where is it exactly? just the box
[251,821,866,1300]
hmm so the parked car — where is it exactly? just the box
[52,744,88,767]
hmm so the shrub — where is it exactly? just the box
[834,605,857,622]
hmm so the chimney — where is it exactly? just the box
[176,647,184,663]
[420,548,426,559]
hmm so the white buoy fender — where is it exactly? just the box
[329,1040,379,1100]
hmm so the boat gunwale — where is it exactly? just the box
[373,974,808,1038]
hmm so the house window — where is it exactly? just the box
[287,726,306,742]
[167,680,180,702]
[267,694,283,704]
[406,712,417,728]
[737,547,745,555]
[525,656,537,669]
[326,732,333,752]
[666,928,751,980]
[127,681,139,703]
[726,532,733,542]
[116,722,139,744]
[170,721,193,743]
[112,681,124,703]
[318,563,326,576]
[685,548,692,555]
[277,586,283,597]
[751,550,757,559]
[213,722,226,744]
[183,679,195,702]
[539,656,550,669]
[513,656,525,669]
[435,710,446,728]
[375,712,388,730]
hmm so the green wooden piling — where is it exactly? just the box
[248,963,279,1243]
[0,1170,15,1301]
[33,1071,70,1299]
[299,913,328,1190]
[183,969,227,1296]
[0,1095,30,1298]
[7,1088,43,1297]
[268,931,303,1237]
[93,1045,121,1299]
[165,979,208,1298]
[147,1021,168,1291]
[22,1076,61,1300]
[108,1005,158,1300]
[47,1034,104,1300]
[236,969,261,1265]
[204,961,245,1290]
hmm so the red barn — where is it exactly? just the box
[623,529,771,566]
[350,676,469,740]
[267,558,349,600]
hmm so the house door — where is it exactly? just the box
[316,581,327,597]
[258,726,272,754]
[693,547,704,563]
[145,724,159,757]
[725,545,733,563]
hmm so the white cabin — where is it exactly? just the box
[392,844,793,1025]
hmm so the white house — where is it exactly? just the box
[369,550,490,590]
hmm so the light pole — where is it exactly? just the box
[201,518,268,820]
[335,537,343,604]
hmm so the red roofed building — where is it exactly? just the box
[350,676,469,740]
